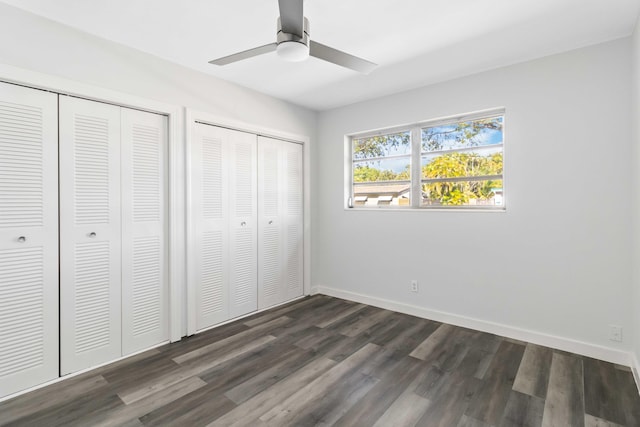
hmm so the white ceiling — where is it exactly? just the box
[2,0,639,110]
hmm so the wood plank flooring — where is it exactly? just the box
[1,295,639,426]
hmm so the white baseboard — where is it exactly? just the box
[315,285,632,366]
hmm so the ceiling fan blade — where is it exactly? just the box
[309,41,377,74]
[278,0,304,36]
[209,43,278,66]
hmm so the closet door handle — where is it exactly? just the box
[17,236,26,243]
[88,232,97,238]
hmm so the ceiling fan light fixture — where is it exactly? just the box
[277,40,309,62]
[209,3,377,73]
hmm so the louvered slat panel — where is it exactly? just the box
[203,137,223,219]
[233,227,255,307]
[0,247,44,377]
[287,224,302,293]
[262,147,278,217]
[74,241,111,353]
[132,124,160,223]
[200,231,224,316]
[131,237,161,336]
[287,149,302,216]
[0,100,43,228]
[234,142,253,218]
[74,114,110,225]
[261,227,279,298]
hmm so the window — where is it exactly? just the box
[352,131,411,207]
[347,110,505,210]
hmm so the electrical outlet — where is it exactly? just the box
[609,325,623,342]
[410,280,419,293]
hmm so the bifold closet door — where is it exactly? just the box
[228,130,258,318]
[192,124,229,329]
[0,82,59,398]
[192,123,257,331]
[59,96,122,375]
[121,109,168,355]
[257,136,303,309]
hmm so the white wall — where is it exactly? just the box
[315,38,633,363]
[0,3,316,337]
[631,18,640,380]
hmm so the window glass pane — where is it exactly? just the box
[352,157,411,206]
[353,131,411,160]
[352,131,411,207]
[421,148,503,179]
[422,116,503,152]
[421,179,503,207]
[353,181,411,206]
[353,157,411,183]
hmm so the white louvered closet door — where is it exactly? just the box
[257,137,281,309]
[192,123,230,330]
[228,130,258,318]
[0,82,59,398]
[121,109,168,355]
[257,137,303,309]
[282,141,304,301]
[59,96,122,375]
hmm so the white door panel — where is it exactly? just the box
[192,124,230,330]
[257,137,303,309]
[257,139,282,309]
[283,142,303,301]
[121,108,168,355]
[228,133,257,318]
[0,82,58,398]
[59,96,122,375]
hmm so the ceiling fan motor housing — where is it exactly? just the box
[276,17,310,61]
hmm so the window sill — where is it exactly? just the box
[344,206,507,213]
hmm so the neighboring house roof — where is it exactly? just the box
[353,183,411,196]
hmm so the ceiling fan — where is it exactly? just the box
[209,0,377,74]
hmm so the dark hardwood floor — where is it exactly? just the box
[1,295,639,426]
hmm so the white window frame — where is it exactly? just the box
[345,108,506,211]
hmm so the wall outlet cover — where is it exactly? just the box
[608,325,622,342]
